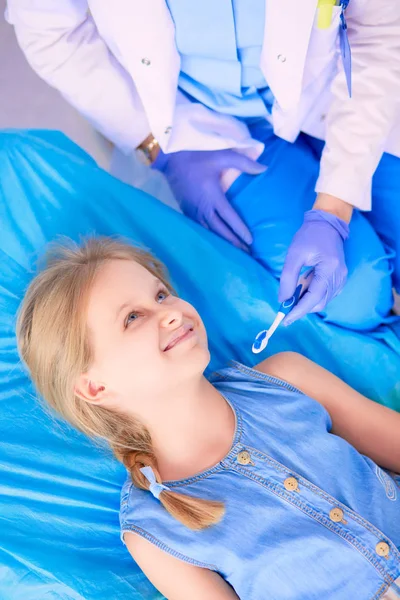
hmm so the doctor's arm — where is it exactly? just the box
[316,0,400,213]
[6,0,264,249]
[279,1,400,322]
[257,352,400,473]
[6,0,151,153]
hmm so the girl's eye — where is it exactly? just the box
[124,290,169,328]
[125,312,138,328]
[156,290,169,303]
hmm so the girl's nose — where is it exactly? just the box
[159,308,184,329]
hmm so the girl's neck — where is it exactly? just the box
[150,376,236,482]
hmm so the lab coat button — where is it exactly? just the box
[141,58,151,66]
[376,542,390,558]
[164,126,172,135]
[277,54,287,63]
[284,477,299,492]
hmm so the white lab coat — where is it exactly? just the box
[6,0,400,210]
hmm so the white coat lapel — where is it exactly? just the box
[260,0,318,111]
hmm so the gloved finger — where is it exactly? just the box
[312,274,346,313]
[223,151,268,175]
[332,267,348,299]
[206,211,249,251]
[216,196,253,246]
[283,275,329,325]
[202,216,246,250]
[312,298,329,314]
[278,252,305,303]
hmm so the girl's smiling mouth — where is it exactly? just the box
[163,324,195,352]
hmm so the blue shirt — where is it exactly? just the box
[120,363,400,599]
[165,0,275,118]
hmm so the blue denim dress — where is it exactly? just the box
[120,363,400,599]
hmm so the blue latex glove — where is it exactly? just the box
[153,148,267,249]
[279,209,350,325]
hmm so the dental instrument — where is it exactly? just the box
[252,269,314,354]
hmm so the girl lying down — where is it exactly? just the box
[17,237,400,600]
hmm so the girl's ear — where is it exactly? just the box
[74,374,107,404]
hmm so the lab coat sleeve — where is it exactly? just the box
[315,0,400,211]
[6,0,151,153]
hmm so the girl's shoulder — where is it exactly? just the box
[118,474,224,572]
[210,360,304,397]
[120,476,150,520]
[119,476,162,542]
[210,360,330,430]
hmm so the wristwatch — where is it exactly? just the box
[136,135,160,166]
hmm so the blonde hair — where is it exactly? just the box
[17,237,224,530]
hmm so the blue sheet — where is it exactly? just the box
[1,130,400,600]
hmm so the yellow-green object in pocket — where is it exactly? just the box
[317,0,337,29]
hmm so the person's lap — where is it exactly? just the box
[227,125,395,331]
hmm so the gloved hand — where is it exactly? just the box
[279,209,350,325]
[153,148,267,249]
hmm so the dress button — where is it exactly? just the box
[141,58,151,66]
[237,451,253,465]
[376,542,390,558]
[284,477,299,492]
[277,54,287,63]
[329,507,344,523]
